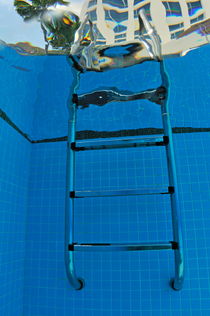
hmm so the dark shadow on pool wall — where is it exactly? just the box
[0,108,31,142]
[1,107,210,143]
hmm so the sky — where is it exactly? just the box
[0,0,84,47]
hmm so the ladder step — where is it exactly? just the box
[72,136,168,151]
[70,187,174,198]
[69,241,177,252]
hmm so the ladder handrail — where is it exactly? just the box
[159,61,184,290]
[65,61,84,290]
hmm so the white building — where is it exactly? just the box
[72,0,210,70]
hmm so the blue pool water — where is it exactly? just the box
[1,43,210,315]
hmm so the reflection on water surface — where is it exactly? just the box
[1,0,210,71]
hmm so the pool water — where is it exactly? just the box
[1,42,210,315]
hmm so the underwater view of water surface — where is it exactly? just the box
[1,0,210,315]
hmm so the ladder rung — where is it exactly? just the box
[69,242,176,252]
[71,187,173,198]
[72,136,168,151]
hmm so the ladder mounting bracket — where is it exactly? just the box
[70,191,76,198]
[72,93,79,105]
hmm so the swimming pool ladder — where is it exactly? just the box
[65,60,184,291]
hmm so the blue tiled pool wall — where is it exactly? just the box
[0,119,31,316]
[24,44,210,315]
[1,43,210,315]
[0,46,35,315]
[23,133,210,316]
[0,47,41,137]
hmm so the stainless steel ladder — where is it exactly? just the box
[64,60,184,291]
